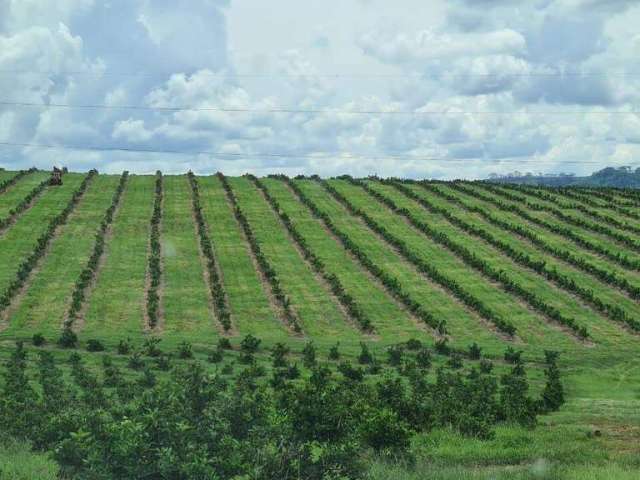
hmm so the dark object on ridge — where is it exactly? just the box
[50,166,63,186]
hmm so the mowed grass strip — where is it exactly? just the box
[82,175,154,339]
[0,173,85,295]
[263,177,419,343]
[477,183,640,263]
[2,175,121,338]
[197,176,288,343]
[393,182,637,348]
[160,175,216,340]
[228,176,358,345]
[294,179,502,351]
[340,179,581,349]
[0,171,49,220]
[452,183,640,288]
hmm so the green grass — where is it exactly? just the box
[0,174,85,295]
[229,176,358,348]
[198,175,289,343]
[82,175,154,341]
[2,174,120,339]
[160,175,216,340]
[0,171,49,220]
[0,438,59,480]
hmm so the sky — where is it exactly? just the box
[0,0,639,179]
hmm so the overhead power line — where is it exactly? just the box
[1,70,640,78]
[1,101,639,115]
[0,141,629,165]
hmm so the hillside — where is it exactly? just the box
[0,168,639,477]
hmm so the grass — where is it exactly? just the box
[0,438,59,480]
[82,175,154,341]
[0,171,49,220]
[2,174,120,339]
[198,175,288,342]
[229,176,357,348]
[160,175,216,340]
[0,174,85,295]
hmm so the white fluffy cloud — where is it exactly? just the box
[0,0,638,178]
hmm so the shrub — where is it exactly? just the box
[504,346,522,364]
[155,355,172,371]
[358,342,373,364]
[207,349,223,363]
[416,347,432,369]
[302,341,316,368]
[143,337,162,357]
[468,342,482,360]
[117,338,132,355]
[386,345,404,366]
[480,359,494,374]
[435,338,450,356]
[32,333,46,347]
[447,352,463,370]
[328,342,340,360]
[337,361,364,382]
[86,339,105,352]
[405,338,422,351]
[218,337,232,350]
[177,341,193,359]
[240,334,261,354]
[271,342,290,368]
[128,352,144,370]
[57,328,78,349]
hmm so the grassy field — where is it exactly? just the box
[0,170,638,478]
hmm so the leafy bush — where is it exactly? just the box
[177,341,193,359]
[240,334,261,354]
[57,328,77,349]
[86,339,105,352]
[31,334,46,347]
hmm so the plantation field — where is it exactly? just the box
[0,169,638,478]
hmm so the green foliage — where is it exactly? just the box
[240,333,261,353]
[303,341,317,368]
[31,333,45,347]
[328,342,341,361]
[468,342,482,360]
[177,341,193,359]
[117,338,132,355]
[358,342,373,365]
[57,328,78,349]
[85,339,105,352]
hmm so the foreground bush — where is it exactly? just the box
[0,343,562,479]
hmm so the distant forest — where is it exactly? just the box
[486,166,640,188]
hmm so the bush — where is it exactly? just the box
[337,361,364,382]
[447,352,463,370]
[328,342,340,360]
[155,355,172,371]
[218,337,232,350]
[386,345,404,366]
[86,339,105,352]
[468,342,482,360]
[405,338,422,350]
[207,349,223,364]
[177,341,193,359]
[416,347,432,369]
[480,359,494,374]
[127,352,144,370]
[302,341,316,368]
[504,346,522,364]
[117,338,132,355]
[240,334,261,354]
[435,338,450,356]
[143,337,162,357]
[32,333,46,347]
[271,342,289,368]
[358,342,373,364]
[57,328,78,349]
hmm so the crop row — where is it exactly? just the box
[0,171,96,314]
[348,178,525,336]
[0,177,49,231]
[254,175,373,332]
[405,181,636,333]
[572,187,640,209]
[65,172,129,328]
[217,173,302,333]
[187,172,232,331]
[0,168,36,194]
[285,176,446,334]
[481,183,640,254]
[504,184,640,236]
[146,171,163,328]
[425,182,640,302]
[459,183,640,272]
